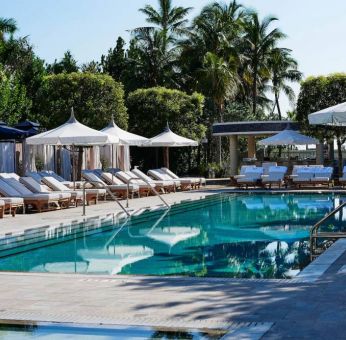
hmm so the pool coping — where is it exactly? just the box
[0,190,345,284]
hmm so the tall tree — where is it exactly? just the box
[242,13,285,117]
[101,37,126,81]
[47,50,79,74]
[139,0,192,38]
[0,18,17,42]
[269,48,302,119]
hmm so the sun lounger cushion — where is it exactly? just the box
[0,173,20,181]
[101,172,139,190]
[148,169,182,186]
[0,197,24,205]
[161,168,203,184]
[132,168,174,186]
[116,171,155,189]
[0,178,22,197]
[3,178,61,200]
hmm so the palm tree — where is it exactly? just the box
[198,52,238,121]
[139,0,192,37]
[242,12,286,117]
[269,48,302,119]
[0,18,17,41]
[198,52,239,165]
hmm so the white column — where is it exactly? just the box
[316,143,324,165]
[247,135,256,159]
[229,135,239,176]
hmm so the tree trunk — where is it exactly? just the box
[275,92,282,120]
[218,102,224,166]
[252,63,258,117]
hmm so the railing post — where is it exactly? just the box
[126,177,170,209]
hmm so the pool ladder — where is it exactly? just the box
[81,180,130,217]
[310,201,346,260]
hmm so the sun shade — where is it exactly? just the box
[308,102,346,126]
[258,129,319,146]
[101,116,148,146]
[26,110,119,146]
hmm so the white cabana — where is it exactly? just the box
[26,110,119,146]
[26,109,119,185]
[144,124,198,168]
[308,102,346,126]
[100,117,148,171]
[101,116,148,146]
[258,129,319,146]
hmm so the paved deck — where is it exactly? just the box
[0,188,346,338]
[0,241,346,338]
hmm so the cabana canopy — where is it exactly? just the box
[144,124,198,168]
[100,116,148,146]
[308,102,346,126]
[144,124,198,147]
[258,129,319,146]
[26,110,119,146]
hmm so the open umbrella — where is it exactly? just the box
[308,102,346,126]
[144,124,198,168]
[258,129,319,146]
[26,108,119,187]
[101,116,148,146]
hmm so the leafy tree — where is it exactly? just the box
[139,0,192,39]
[35,72,127,130]
[127,87,205,173]
[0,66,31,124]
[269,48,302,119]
[46,50,79,74]
[296,73,346,173]
[0,18,17,42]
[242,13,286,117]
[81,60,101,73]
[101,36,126,81]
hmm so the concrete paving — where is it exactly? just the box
[0,188,346,338]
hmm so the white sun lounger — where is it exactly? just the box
[148,169,190,190]
[161,167,205,188]
[0,177,63,212]
[261,166,287,188]
[131,168,175,193]
[21,176,82,207]
[114,171,155,196]
[82,171,136,198]
[236,167,263,188]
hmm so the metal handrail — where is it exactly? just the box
[310,201,346,259]
[82,180,130,217]
[126,177,170,209]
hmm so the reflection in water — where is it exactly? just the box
[0,193,342,279]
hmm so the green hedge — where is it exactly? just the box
[35,72,128,129]
[127,87,206,173]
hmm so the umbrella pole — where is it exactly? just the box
[72,144,76,190]
[163,147,169,168]
[111,144,114,183]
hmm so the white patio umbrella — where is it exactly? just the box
[26,109,119,146]
[308,102,346,126]
[144,124,198,168]
[100,116,148,146]
[258,129,319,146]
[26,108,119,187]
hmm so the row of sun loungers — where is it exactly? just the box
[0,168,205,217]
[233,164,334,188]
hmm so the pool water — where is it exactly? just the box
[0,193,342,279]
[0,323,225,339]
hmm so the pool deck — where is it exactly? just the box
[0,187,346,338]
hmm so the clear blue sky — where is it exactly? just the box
[3,0,346,114]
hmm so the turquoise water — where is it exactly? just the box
[0,323,224,339]
[0,193,342,279]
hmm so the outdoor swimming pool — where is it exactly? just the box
[0,193,343,279]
